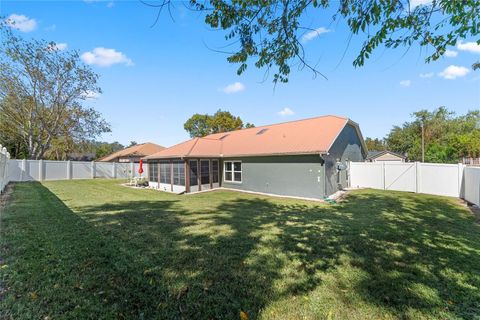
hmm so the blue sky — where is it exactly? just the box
[2,0,479,147]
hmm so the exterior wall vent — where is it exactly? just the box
[256,128,269,135]
[219,134,230,140]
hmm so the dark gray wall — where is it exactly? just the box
[221,155,325,199]
[324,124,365,196]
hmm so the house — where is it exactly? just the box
[144,115,367,199]
[99,142,165,163]
[366,150,406,163]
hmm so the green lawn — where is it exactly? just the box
[1,180,480,319]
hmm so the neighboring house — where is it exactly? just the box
[99,142,165,163]
[366,150,406,163]
[144,115,367,200]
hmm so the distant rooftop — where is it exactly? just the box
[99,142,165,162]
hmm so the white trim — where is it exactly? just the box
[223,160,242,184]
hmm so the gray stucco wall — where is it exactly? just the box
[221,155,325,199]
[324,124,366,196]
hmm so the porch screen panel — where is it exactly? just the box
[212,160,219,183]
[173,161,185,186]
[148,162,158,182]
[159,161,171,184]
[200,160,210,184]
[189,160,198,186]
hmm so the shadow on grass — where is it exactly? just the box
[2,182,480,319]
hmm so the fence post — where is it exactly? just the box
[415,161,421,193]
[3,149,9,193]
[91,161,96,179]
[38,159,44,181]
[21,159,27,181]
[67,160,72,180]
[458,163,465,198]
[112,162,117,179]
[381,162,386,190]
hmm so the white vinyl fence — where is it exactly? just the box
[0,145,11,193]
[7,159,146,182]
[349,161,480,206]
[464,167,480,206]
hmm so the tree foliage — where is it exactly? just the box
[184,109,254,137]
[365,137,386,151]
[385,107,480,163]
[0,26,110,159]
[158,0,480,83]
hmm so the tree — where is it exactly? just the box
[92,141,125,159]
[385,107,480,163]
[365,137,386,151]
[183,114,213,138]
[128,141,138,147]
[149,1,480,83]
[0,26,110,159]
[184,109,254,137]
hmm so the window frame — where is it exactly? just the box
[223,160,242,184]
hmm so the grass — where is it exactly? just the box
[1,180,480,319]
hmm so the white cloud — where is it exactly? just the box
[457,40,480,54]
[444,50,458,57]
[301,27,331,42]
[47,43,68,51]
[45,24,56,32]
[5,14,37,32]
[410,0,432,7]
[81,47,133,67]
[222,82,245,94]
[438,65,470,80]
[419,72,434,78]
[82,90,101,100]
[399,80,411,87]
[278,107,294,116]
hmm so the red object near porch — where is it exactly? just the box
[138,159,144,174]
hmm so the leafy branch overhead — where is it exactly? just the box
[152,1,480,83]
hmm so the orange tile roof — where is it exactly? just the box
[99,142,165,162]
[145,115,363,160]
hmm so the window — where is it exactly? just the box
[224,161,242,183]
[159,161,171,184]
[172,161,185,186]
[200,160,210,185]
[212,160,219,183]
[148,162,158,182]
[189,160,198,186]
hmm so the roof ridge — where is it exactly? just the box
[205,114,348,138]
[185,137,200,157]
